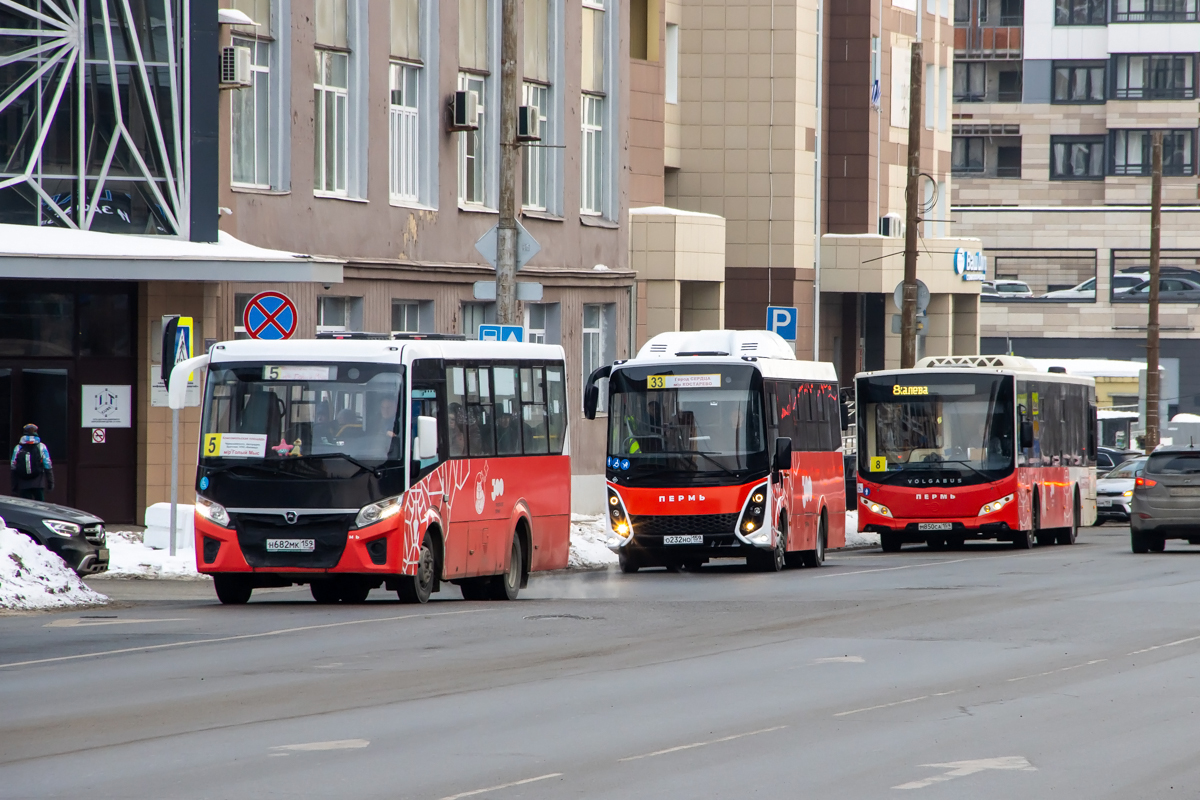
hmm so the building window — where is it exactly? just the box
[524,302,560,343]
[458,73,487,205]
[1112,0,1197,22]
[996,141,1022,177]
[997,68,1022,101]
[1055,0,1106,24]
[581,94,604,214]
[999,0,1023,23]
[629,0,657,60]
[1051,136,1105,180]
[1053,62,1106,103]
[233,293,253,339]
[390,63,420,202]
[231,38,271,188]
[523,82,550,211]
[460,301,495,338]
[459,0,488,70]
[665,23,679,104]
[314,49,349,196]
[582,303,614,413]
[317,296,361,332]
[1111,129,1195,176]
[952,136,985,174]
[392,301,420,333]
[1113,54,1195,100]
[954,62,985,102]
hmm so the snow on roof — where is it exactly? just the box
[629,206,723,219]
[1171,413,1200,423]
[1099,409,1138,419]
[0,223,343,283]
[1025,358,1144,378]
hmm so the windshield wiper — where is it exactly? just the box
[289,453,387,478]
[938,459,992,482]
[649,449,741,479]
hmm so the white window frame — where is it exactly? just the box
[665,23,679,104]
[461,301,495,338]
[582,302,614,413]
[525,303,547,343]
[231,37,272,188]
[314,49,349,196]
[233,293,254,339]
[391,300,420,333]
[390,61,421,203]
[522,82,550,211]
[580,93,604,215]
[458,72,488,207]
[317,295,358,332]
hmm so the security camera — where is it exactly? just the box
[323,284,331,290]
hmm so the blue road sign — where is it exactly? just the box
[478,324,525,342]
[766,306,798,341]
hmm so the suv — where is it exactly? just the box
[1130,446,1200,553]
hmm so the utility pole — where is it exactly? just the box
[1145,130,1163,450]
[900,38,923,369]
[496,0,520,324]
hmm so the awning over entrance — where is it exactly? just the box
[0,224,343,283]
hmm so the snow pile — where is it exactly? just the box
[841,510,880,548]
[0,523,108,610]
[104,530,208,580]
[569,514,618,570]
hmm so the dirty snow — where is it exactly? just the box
[569,514,619,570]
[842,511,880,548]
[0,523,109,610]
[103,530,208,580]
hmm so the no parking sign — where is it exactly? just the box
[243,291,298,340]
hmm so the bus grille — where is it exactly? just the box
[629,513,739,536]
[233,513,354,569]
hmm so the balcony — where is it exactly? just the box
[954,26,1023,60]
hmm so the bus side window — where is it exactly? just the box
[775,383,795,443]
[522,366,549,454]
[466,367,495,456]
[546,365,567,454]
[410,359,444,482]
[493,366,521,456]
[446,365,468,457]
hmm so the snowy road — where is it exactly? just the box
[3,525,1200,798]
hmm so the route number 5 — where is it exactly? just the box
[204,433,222,457]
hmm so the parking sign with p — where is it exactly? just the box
[766,306,798,342]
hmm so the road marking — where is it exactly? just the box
[270,739,369,752]
[834,690,960,717]
[618,725,787,762]
[893,756,1036,790]
[44,617,191,628]
[0,609,489,670]
[811,655,865,664]
[1129,633,1200,656]
[816,559,971,579]
[437,773,563,800]
[1006,659,1107,682]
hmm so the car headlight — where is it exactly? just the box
[862,497,892,517]
[608,488,631,538]
[355,495,403,529]
[195,494,231,528]
[978,493,1015,516]
[1123,489,1133,498]
[43,519,80,537]
[740,483,769,534]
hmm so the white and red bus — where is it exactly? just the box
[855,355,1097,551]
[584,330,846,572]
[186,335,571,604]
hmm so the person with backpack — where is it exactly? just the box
[10,424,54,501]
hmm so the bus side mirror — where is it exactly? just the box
[773,437,793,479]
[1020,419,1034,449]
[584,384,600,420]
[417,415,438,460]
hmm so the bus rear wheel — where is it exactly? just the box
[880,533,902,553]
[338,578,372,604]
[800,513,826,568]
[487,535,522,601]
[310,580,341,604]
[1056,493,1080,545]
[213,575,253,605]
[397,539,435,604]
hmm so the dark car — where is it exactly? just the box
[1113,277,1200,303]
[1097,446,1140,476]
[1131,446,1200,553]
[0,496,109,574]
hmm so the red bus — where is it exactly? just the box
[584,330,845,572]
[188,336,571,604]
[855,356,1097,551]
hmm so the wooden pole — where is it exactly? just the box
[1145,130,1163,450]
[900,41,923,369]
[496,0,520,324]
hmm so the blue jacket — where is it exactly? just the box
[11,435,54,491]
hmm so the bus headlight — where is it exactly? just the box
[356,495,403,528]
[608,488,631,538]
[863,498,892,518]
[977,494,1014,516]
[195,495,231,528]
[740,483,769,534]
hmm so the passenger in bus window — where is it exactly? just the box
[367,394,402,459]
[448,403,467,457]
[496,410,521,455]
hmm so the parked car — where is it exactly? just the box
[981,279,1033,300]
[0,496,109,575]
[1109,272,1150,295]
[1098,446,1141,476]
[1096,457,1146,523]
[1113,277,1200,303]
[1042,273,1148,300]
[1130,446,1200,552]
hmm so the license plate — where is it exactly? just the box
[918,522,952,532]
[97,548,109,560]
[1169,487,1200,497]
[663,535,703,545]
[266,538,316,552]
[1097,498,1113,507]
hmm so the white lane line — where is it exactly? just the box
[617,725,787,762]
[270,739,370,752]
[1128,633,1200,656]
[815,559,971,579]
[437,773,563,800]
[812,656,865,664]
[834,690,960,718]
[44,617,192,628]
[1006,659,1107,683]
[0,609,490,670]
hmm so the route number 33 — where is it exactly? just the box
[648,375,666,389]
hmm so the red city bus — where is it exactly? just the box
[856,356,1098,551]
[584,330,845,572]
[189,336,571,604]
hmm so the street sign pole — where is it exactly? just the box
[496,0,519,324]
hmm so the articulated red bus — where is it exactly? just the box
[856,356,1097,551]
[190,336,571,604]
[585,330,845,572]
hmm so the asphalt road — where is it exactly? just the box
[3,524,1200,799]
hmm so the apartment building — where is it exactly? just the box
[952,0,1200,418]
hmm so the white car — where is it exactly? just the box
[981,279,1033,298]
[1042,273,1149,300]
[1095,457,1146,523]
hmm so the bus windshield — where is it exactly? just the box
[200,362,404,468]
[608,365,768,483]
[858,374,1015,484]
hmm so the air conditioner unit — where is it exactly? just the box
[517,105,541,141]
[220,45,253,86]
[879,213,904,238]
[450,90,480,130]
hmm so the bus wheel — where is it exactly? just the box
[754,522,787,572]
[1057,493,1080,545]
[396,539,435,604]
[338,578,372,604]
[800,514,826,568]
[213,575,253,605]
[927,537,948,551]
[880,533,902,553]
[618,550,641,574]
[310,580,341,604]
[1013,530,1034,549]
[487,535,522,601]
[459,579,490,600]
